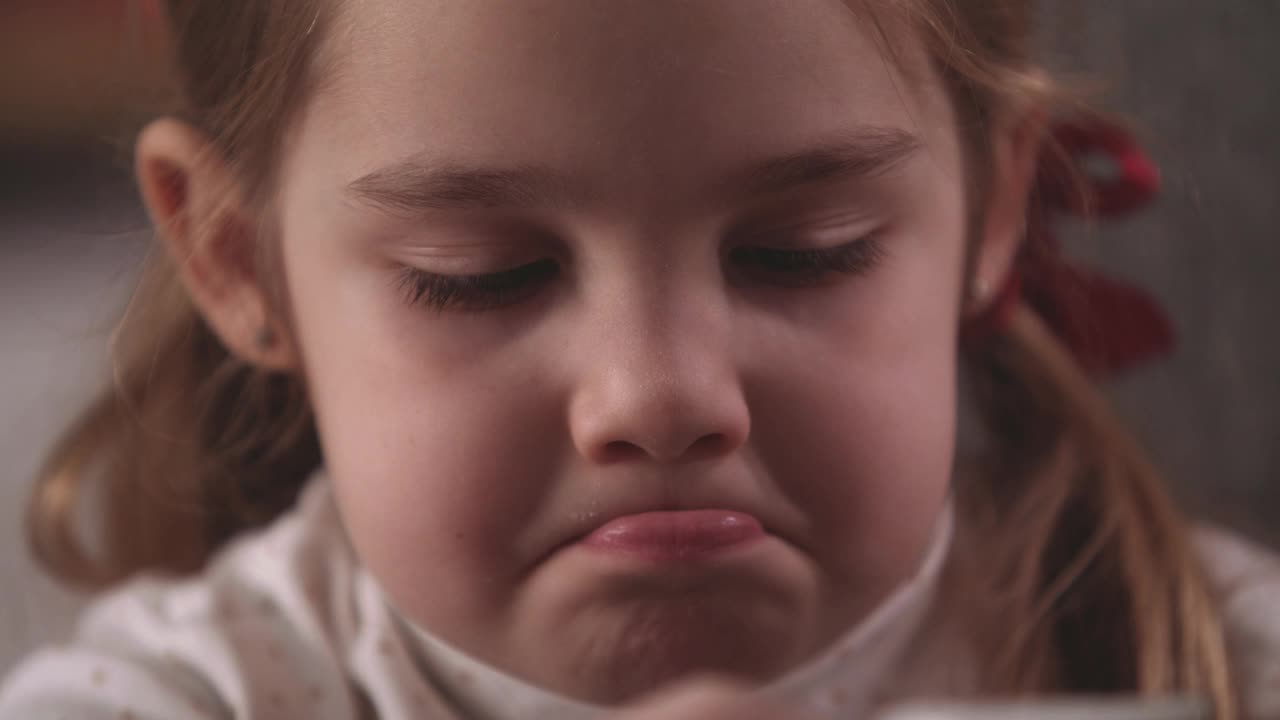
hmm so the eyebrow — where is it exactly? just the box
[344,126,922,215]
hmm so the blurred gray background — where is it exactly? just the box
[1037,1,1279,538]
[1,1,1277,675]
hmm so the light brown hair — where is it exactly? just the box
[28,1,1238,716]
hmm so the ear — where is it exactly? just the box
[135,118,299,371]
[968,104,1047,314]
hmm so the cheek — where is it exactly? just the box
[755,352,956,588]
[744,225,964,589]
[279,232,565,625]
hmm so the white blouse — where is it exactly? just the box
[1,473,1277,719]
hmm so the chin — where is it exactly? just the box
[534,586,814,705]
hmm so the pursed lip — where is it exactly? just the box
[535,486,801,567]
[580,509,766,561]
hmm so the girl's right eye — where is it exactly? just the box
[396,259,560,312]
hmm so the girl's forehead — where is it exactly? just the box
[297,0,955,210]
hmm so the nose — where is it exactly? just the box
[567,300,750,466]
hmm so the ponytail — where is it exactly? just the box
[958,304,1237,716]
[28,0,327,590]
[27,248,320,589]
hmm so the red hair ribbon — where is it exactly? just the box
[964,119,1176,376]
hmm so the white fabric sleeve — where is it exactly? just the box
[0,581,231,719]
[0,480,367,720]
[0,570,368,719]
[1194,526,1280,719]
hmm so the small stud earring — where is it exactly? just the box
[254,325,277,351]
[970,278,990,306]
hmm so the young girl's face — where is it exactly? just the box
[273,0,979,703]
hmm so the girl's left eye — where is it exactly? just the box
[729,234,886,287]
[396,258,559,312]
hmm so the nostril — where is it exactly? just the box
[597,433,729,464]
[600,440,646,464]
[687,433,729,460]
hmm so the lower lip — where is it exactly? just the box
[581,510,765,562]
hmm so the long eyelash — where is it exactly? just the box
[396,260,557,312]
[396,236,881,312]
[732,235,886,283]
